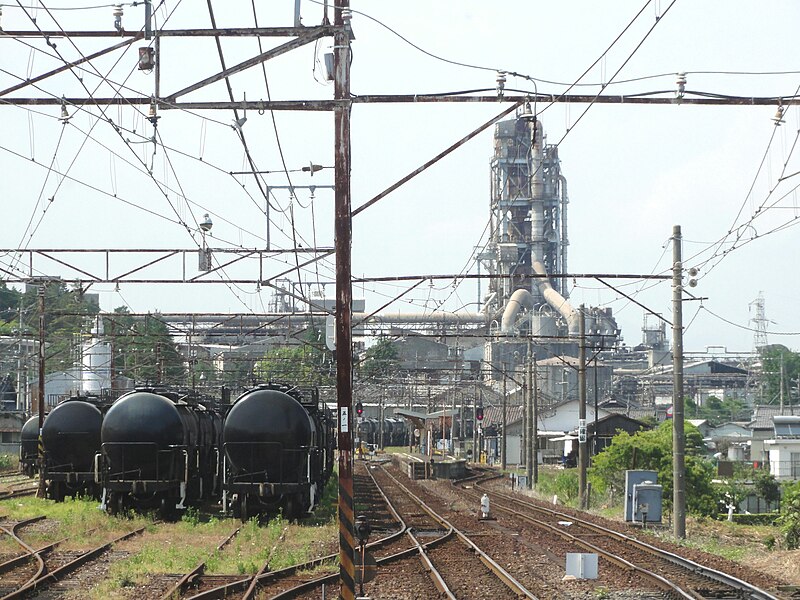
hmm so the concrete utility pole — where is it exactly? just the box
[501,362,508,470]
[451,389,456,456]
[378,389,384,451]
[533,357,539,485]
[672,225,686,540]
[37,286,46,499]
[526,341,534,489]
[578,305,587,509]
[16,301,24,411]
[520,361,527,467]
[333,1,356,598]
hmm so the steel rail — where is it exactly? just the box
[0,538,62,576]
[1,526,146,600]
[267,464,456,600]
[159,525,242,600]
[363,462,455,599]
[185,468,410,600]
[379,466,537,600]
[478,483,781,600]
[0,516,47,589]
[240,526,287,600]
[267,544,454,600]
[461,483,690,599]
[0,487,38,501]
[468,481,779,600]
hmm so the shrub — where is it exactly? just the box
[779,481,800,549]
[729,513,779,526]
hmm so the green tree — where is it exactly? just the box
[589,421,717,516]
[761,346,800,406]
[107,309,185,385]
[15,282,100,374]
[254,324,333,386]
[0,282,21,325]
[359,338,398,380]
[779,481,800,549]
[754,471,781,506]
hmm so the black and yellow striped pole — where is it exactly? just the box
[333,0,355,597]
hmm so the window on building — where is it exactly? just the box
[791,452,800,479]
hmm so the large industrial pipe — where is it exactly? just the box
[532,260,580,335]
[500,288,534,332]
[499,265,580,335]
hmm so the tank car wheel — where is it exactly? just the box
[48,481,64,502]
[107,493,118,515]
[116,493,127,516]
[240,494,249,523]
[285,493,305,521]
[159,497,177,521]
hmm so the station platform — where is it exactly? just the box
[392,452,468,480]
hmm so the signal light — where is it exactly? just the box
[356,402,363,416]
[476,406,484,421]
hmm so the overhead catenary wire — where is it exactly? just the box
[2,4,340,289]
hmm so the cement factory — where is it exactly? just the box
[0,109,765,464]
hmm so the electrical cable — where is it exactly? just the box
[701,305,800,336]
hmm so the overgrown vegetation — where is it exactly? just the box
[761,345,800,406]
[779,480,800,549]
[529,467,580,505]
[103,308,186,385]
[254,324,334,386]
[358,337,399,380]
[589,421,717,515]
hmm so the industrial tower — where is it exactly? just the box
[480,108,620,365]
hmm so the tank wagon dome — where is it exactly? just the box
[224,387,313,475]
[42,400,102,471]
[102,391,184,446]
[21,416,39,441]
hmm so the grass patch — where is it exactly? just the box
[0,454,18,470]
[0,495,150,551]
[1,478,339,598]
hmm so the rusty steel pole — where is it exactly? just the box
[333,1,355,598]
[36,286,46,498]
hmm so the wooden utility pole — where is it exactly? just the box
[578,306,587,509]
[333,2,355,598]
[672,225,686,539]
[36,286,46,498]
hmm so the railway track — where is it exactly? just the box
[280,463,536,600]
[456,472,785,600]
[162,462,408,600]
[0,485,39,502]
[0,515,145,599]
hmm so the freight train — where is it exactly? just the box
[98,388,222,519]
[356,417,409,448]
[222,384,335,521]
[42,395,112,501]
[19,415,40,477]
[20,384,336,520]
[20,382,337,521]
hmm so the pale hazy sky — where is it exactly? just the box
[1,1,799,354]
